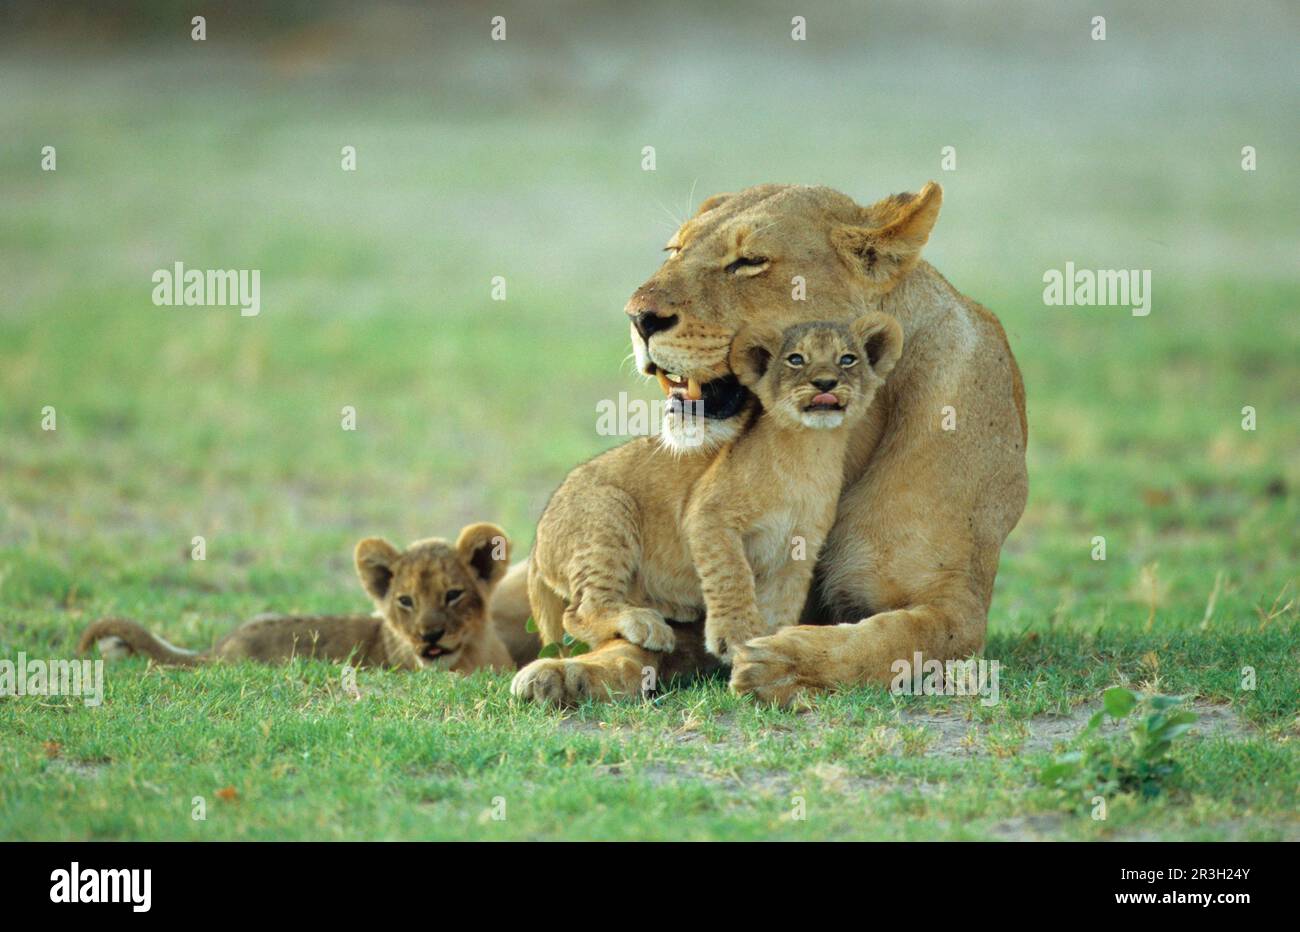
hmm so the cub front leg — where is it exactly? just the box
[686,520,764,664]
[565,603,675,653]
[550,485,675,652]
[754,556,816,634]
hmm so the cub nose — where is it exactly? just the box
[632,310,679,340]
[811,377,839,391]
[422,629,445,645]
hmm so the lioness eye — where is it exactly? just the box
[786,353,805,367]
[444,589,464,606]
[839,354,858,367]
[724,255,769,274]
[396,595,414,609]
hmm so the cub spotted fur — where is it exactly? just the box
[79,523,518,673]
[515,312,902,702]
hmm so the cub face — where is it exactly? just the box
[729,311,904,430]
[354,523,510,668]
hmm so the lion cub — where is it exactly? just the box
[522,312,903,671]
[79,523,516,673]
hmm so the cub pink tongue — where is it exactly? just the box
[811,393,840,406]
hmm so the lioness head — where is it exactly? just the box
[628,182,940,450]
[730,312,903,430]
[354,523,509,668]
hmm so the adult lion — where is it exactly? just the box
[500,182,1027,705]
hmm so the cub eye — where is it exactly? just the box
[786,353,805,367]
[839,354,858,367]
[444,589,464,606]
[396,595,414,609]
[724,255,769,274]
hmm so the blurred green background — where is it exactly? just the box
[0,1,1295,839]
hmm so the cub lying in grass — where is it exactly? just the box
[516,311,902,701]
[79,523,518,673]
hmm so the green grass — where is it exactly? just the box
[1,3,1297,839]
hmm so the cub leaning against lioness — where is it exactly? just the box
[514,312,902,703]
[79,523,524,673]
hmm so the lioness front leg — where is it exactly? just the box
[730,594,983,706]
[511,638,660,707]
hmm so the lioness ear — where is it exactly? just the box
[849,312,904,380]
[728,323,782,388]
[694,193,733,217]
[456,523,510,589]
[355,538,400,601]
[832,182,942,289]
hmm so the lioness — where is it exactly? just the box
[514,314,901,704]
[505,182,1028,706]
[79,523,524,673]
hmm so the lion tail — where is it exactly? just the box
[77,618,205,666]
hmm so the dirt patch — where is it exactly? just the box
[47,757,111,779]
[902,699,1252,759]
[559,699,1253,762]
[983,813,1070,840]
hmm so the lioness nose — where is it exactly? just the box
[632,310,678,340]
[422,629,445,645]
[811,377,838,391]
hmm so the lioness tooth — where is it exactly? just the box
[656,372,672,395]
[687,377,702,400]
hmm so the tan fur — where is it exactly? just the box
[512,315,901,704]
[79,523,518,674]
[488,559,544,667]
[505,182,1028,706]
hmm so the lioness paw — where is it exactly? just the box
[729,630,821,707]
[616,608,674,652]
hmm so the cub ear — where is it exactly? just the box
[456,522,510,589]
[728,323,783,388]
[849,312,904,380]
[831,182,942,289]
[355,538,401,601]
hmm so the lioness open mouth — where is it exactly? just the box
[655,371,702,400]
[421,644,447,659]
[653,368,750,420]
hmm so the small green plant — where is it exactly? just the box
[528,618,590,659]
[1039,687,1198,802]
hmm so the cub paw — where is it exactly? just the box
[511,657,590,707]
[705,613,765,665]
[616,608,675,652]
